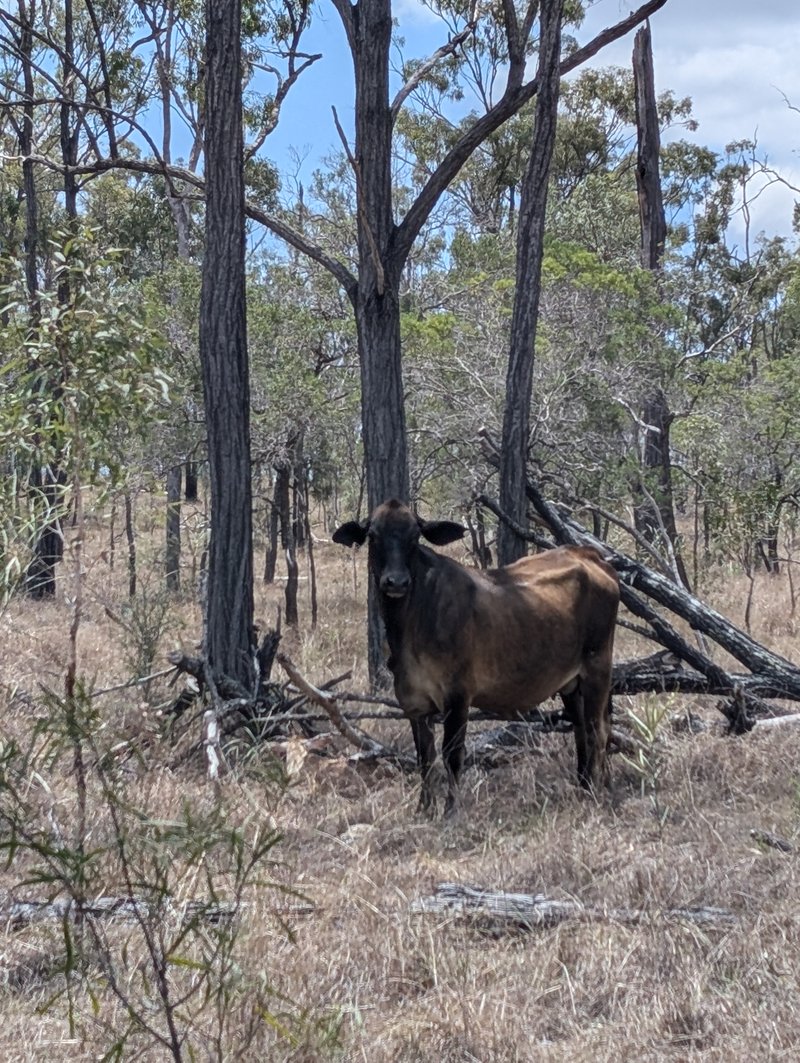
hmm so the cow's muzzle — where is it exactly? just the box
[380,573,410,598]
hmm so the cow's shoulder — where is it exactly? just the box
[498,546,617,592]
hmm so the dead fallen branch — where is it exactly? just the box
[753,713,800,730]
[749,828,794,853]
[2,895,236,931]
[411,882,735,931]
[477,479,800,730]
[277,653,416,770]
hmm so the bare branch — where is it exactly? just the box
[330,0,356,54]
[332,104,385,295]
[390,13,478,123]
[5,151,359,298]
[277,653,415,767]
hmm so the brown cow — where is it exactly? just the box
[333,499,620,815]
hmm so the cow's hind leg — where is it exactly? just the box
[575,664,612,790]
[582,675,611,790]
[442,694,469,818]
[410,715,437,813]
[561,683,590,789]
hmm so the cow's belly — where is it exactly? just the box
[393,651,579,719]
[472,667,576,716]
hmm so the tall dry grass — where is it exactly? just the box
[0,493,799,1060]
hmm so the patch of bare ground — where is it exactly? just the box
[0,503,799,1059]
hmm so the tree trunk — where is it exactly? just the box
[497,0,564,565]
[305,475,318,628]
[630,23,689,588]
[335,0,410,680]
[633,23,666,271]
[293,444,306,549]
[184,460,199,502]
[275,463,298,625]
[264,476,280,584]
[199,0,255,691]
[20,1,64,598]
[25,470,65,599]
[165,464,181,592]
[124,492,137,598]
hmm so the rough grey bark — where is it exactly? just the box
[497,0,564,566]
[633,23,666,271]
[412,882,734,930]
[199,0,255,690]
[333,0,410,680]
[631,23,689,587]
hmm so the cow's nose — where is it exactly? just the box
[380,572,410,597]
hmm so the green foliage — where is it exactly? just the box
[0,229,171,602]
[0,679,299,1059]
[0,229,170,480]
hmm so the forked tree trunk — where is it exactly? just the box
[331,0,667,680]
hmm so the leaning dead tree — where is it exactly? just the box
[477,438,800,732]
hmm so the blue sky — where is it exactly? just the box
[257,0,800,243]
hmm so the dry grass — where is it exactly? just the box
[1,495,800,1061]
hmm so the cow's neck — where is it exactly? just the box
[378,546,458,664]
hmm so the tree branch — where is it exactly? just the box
[392,0,668,268]
[390,10,478,123]
[5,151,359,298]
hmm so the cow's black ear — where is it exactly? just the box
[332,519,369,548]
[418,519,465,546]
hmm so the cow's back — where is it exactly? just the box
[392,544,619,718]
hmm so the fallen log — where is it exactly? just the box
[520,477,800,698]
[753,713,800,731]
[411,882,735,930]
[749,828,794,853]
[476,480,800,730]
[1,895,236,931]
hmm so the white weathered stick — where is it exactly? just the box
[411,883,735,929]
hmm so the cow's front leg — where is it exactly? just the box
[410,715,437,813]
[442,693,469,818]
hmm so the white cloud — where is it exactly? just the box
[576,0,800,239]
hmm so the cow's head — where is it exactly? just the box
[332,499,465,599]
